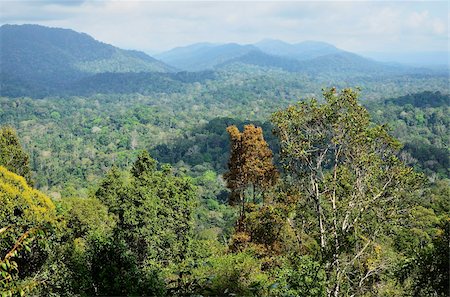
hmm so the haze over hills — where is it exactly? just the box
[360,51,449,67]
[155,39,344,65]
[0,24,445,98]
[155,40,348,71]
[155,43,260,72]
[254,39,342,60]
[155,39,432,76]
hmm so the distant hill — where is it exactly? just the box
[155,43,258,71]
[156,39,344,71]
[154,43,217,70]
[294,51,413,76]
[254,39,342,60]
[218,49,423,77]
[360,51,449,67]
[157,39,427,76]
[0,24,174,96]
[0,25,442,98]
[218,50,303,72]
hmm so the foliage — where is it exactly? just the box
[405,218,449,297]
[0,227,44,297]
[64,151,196,295]
[96,151,197,264]
[271,88,422,296]
[0,49,448,296]
[382,91,449,108]
[271,255,326,297]
[0,127,32,185]
[224,125,278,217]
[57,197,116,239]
[0,166,57,296]
[188,252,269,296]
[0,86,447,195]
[366,91,449,178]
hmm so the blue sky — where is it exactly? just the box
[1,1,448,54]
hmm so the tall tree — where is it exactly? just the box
[96,154,197,263]
[271,88,421,297]
[0,126,32,185]
[0,166,57,296]
[224,124,278,216]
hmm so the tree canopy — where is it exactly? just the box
[271,88,423,296]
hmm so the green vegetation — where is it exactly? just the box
[366,91,449,177]
[0,23,448,297]
[1,87,448,296]
[272,88,422,296]
[0,166,57,296]
[0,127,33,185]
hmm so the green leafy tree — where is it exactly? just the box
[271,88,421,296]
[394,179,450,297]
[407,218,449,297]
[131,150,157,178]
[187,252,269,296]
[0,126,32,185]
[37,197,118,296]
[271,255,326,297]
[0,166,57,296]
[93,151,197,295]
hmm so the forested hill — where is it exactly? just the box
[1,24,446,99]
[156,39,431,76]
[254,39,341,60]
[155,43,259,72]
[0,24,174,97]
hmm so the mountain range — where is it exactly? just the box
[155,39,346,71]
[155,39,429,75]
[0,24,442,98]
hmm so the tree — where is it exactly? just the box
[131,150,157,178]
[0,166,57,296]
[93,151,197,295]
[271,88,421,296]
[0,126,33,185]
[224,125,278,216]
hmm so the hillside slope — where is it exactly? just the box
[155,43,259,71]
[0,24,173,96]
[254,39,342,60]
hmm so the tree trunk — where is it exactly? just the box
[314,180,326,249]
[331,147,341,297]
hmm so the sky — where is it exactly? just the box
[0,0,448,55]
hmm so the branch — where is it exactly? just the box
[342,239,371,275]
[358,265,383,288]
[3,228,37,261]
[347,175,394,232]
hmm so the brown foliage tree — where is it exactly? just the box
[224,124,278,216]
